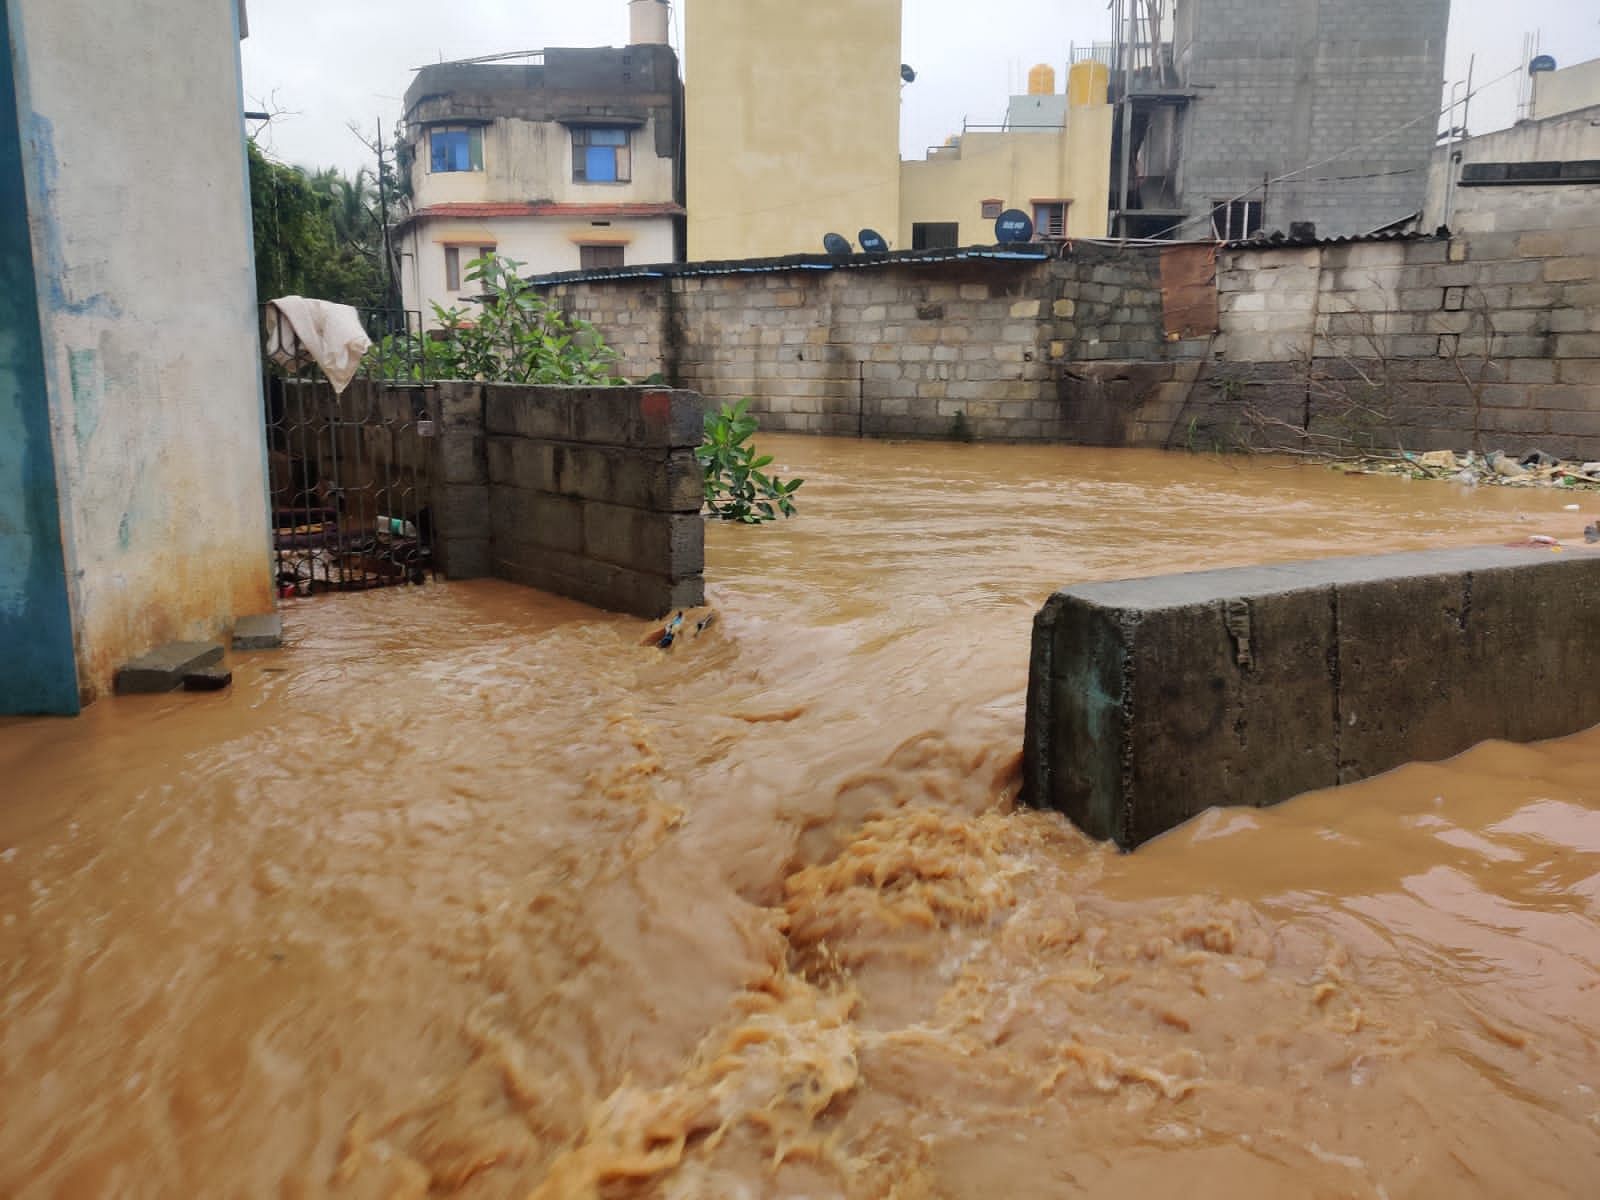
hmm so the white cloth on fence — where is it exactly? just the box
[263,297,372,394]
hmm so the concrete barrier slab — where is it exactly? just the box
[1023,545,1600,850]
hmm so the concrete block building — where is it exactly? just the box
[1,0,273,713]
[1118,0,1452,240]
[397,4,685,325]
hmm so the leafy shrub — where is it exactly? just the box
[366,254,622,385]
[697,399,803,524]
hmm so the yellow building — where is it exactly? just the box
[685,0,902,260]
[899,63,1113,249]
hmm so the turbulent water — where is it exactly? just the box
[2,437,1598,1198]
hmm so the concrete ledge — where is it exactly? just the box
[231,614,283,650]
[115,642,225,695]
[1023,546,1600,850]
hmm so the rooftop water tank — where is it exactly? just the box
[1068,60,1109,106]
[629,0,670,47]
[1028,63,1057,96]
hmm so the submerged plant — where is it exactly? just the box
[697,399,803,524]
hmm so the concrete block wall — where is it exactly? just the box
[543,246,1186,442]
[1173,0,1449,238]
[1025,545,1600,849]
[431,383,705,619]
[1151,223,1600,458]
[539,219,1600,455]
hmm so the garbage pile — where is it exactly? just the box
[1329,449,1600,490]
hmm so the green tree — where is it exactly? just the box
[247,143,391,311]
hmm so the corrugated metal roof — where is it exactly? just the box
[1222,225,1444,251]
[526,244,1053,286]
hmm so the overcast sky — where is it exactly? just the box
[242,0,1600,175]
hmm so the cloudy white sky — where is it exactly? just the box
[242,0,1600,175]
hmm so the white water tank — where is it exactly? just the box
[630,0,670,46]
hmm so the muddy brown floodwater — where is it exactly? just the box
[3,437,1599,1198]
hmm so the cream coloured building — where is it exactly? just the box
[685,0,903,260]
[899,63,1114,249]
[398,31,684,325]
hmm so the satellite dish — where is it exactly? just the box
[823,232,852,255]
[901,64,917,84]
[995,208,1034,244]
[859,228,889,254]
[1529,54,1557,74]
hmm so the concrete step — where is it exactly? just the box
[115,642,225,695]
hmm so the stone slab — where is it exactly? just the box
[115,642,225,695]
[231,613,283,650]
[1024,545,1600,850]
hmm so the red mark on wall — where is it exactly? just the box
[641,390,671,425]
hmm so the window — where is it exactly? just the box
[572,127,632,184]
[1033,202,1067,239]
[444,245,495,293]
[579,244,625,270]
[912,222,960,250]
[429,126,484,173]
[1210,199,1263,241]
[980,198,1004,220]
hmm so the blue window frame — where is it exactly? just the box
[429,126,483,174]
[572,127,632,184]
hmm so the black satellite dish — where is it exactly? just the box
[823,232,852,255]
[900,64,917,84]
[995,208,1034,244]
[859,229,889,254]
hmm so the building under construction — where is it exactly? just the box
[1105,0,1451,240]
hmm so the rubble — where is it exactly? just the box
[1328,450,1600,490]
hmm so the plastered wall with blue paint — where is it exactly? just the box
[0,2,79,715]
[7,0,274,704]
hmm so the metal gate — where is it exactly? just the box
[261,306,437,595]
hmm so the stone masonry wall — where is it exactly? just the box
[430,382,705,619]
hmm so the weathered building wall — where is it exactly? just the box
[1532,55,1600,121]
[685,0,901,260]
[1424,105,1600,231]
[5,0,273,708]
[0,6,76,715]
[898,94,1115,247]
[1024,546,1600,849]
[399,47,685,323]
[431,383,705,619]
[1170,0,1449,238]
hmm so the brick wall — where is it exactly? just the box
[430,383,705,618]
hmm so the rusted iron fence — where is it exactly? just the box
[261,307,438,595]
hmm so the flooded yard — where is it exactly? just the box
[2,436,1598,1197]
